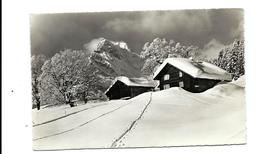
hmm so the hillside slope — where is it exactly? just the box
[118,78,246,147]
[33,77,246,150]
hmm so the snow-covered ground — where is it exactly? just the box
[33,77,246,150]
[32,101,109,126]
[117,82,245,147]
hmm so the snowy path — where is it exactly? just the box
[33,92,153,150]
[111,92,153,148]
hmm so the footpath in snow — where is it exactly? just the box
[33,77,246,150]
[32,102,109,126]
[33,92,153,150]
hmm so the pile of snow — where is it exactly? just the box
[153,58,232,81]
[119,78,246,147]
[204,76,245,97]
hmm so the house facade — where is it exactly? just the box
[105,76,157,100]
[153,58,232,93]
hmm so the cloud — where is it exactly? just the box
[83,37,104,52]
[30,9,244,57]
[142,11,212,35]
[200,38,225,58]
[103,10,212,36]
[230,18,244,39]
[103,18,142,33]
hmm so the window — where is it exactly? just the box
[194,85,199,88]
[163,74,170,80]
[179,71,183,77]
[163,84,170,90]
[179,81,184,88]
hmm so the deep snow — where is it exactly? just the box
[33,77,246,150]
[117,81,245,147]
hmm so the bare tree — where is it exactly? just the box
[39,49,99,107]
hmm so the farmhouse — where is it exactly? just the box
[153,58,232,93]
[105,76,158,100]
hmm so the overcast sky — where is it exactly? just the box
[30,9,243,58]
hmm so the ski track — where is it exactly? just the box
[33,103,109,127]
[111,92,153,148]
[33,100,134,141]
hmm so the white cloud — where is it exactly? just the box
[103,11,212,36]
[83,37,104,52]
[200,38,225,58]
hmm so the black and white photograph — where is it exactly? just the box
[29,9,246,150]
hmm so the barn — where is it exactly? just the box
[153,58,232,93]
[105,76,158,100]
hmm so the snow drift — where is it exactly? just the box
[118,77,246,147]
[33,76,246,149]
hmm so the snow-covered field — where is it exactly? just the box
[32,102,109,126]
[33,77,246,150]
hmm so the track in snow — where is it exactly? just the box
[111,92,153,148]
[33,100,135,141]
[33,103,109,127]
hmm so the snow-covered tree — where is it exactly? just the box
[39,49,100,107]
[31,54,46,110]
[140,38,200,76]
[209,40,244,80]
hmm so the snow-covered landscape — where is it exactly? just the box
[33,76,246,150]
[30,9,245,150]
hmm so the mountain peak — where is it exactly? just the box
[111,41,130,51]
[84,38,131,52]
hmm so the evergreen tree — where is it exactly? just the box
[209,40,244,80]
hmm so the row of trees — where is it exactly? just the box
[140,38,245,80]
[140,38,200,76]
[31,49,105,109]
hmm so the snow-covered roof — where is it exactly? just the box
[153,58,232,81]
[105,76,158,94]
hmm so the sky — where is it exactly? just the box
[30,9,244,58]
